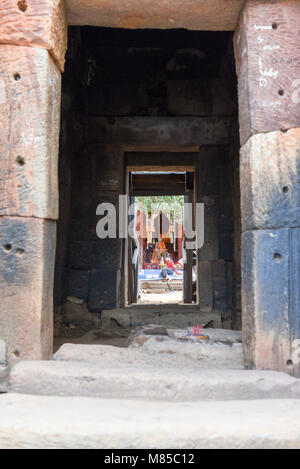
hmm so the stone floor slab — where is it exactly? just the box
[1,394,300,448]
[53,339,244,370]
[9,360,300,401]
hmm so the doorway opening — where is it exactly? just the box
[127,168,197,306]
[53,25,241,348]
[135,193,185,305]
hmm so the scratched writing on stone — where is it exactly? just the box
[254,24,272,31]
[258,57,279,87]
[259,58,279,79]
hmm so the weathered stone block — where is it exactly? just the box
[234,0,300,145]
[0,46,61,219]
[240,129,300,231]
[0,0,67,71]
[88,269,120,312]
[0,216,56,365]
[67,0,246,32]
[242,227,300,376]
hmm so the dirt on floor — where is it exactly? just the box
[139,290,183,304]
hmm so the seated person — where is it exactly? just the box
[160,254,178,278]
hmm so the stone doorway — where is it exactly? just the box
[1,1,298,376]
[53,26,241,345]
[127,170,192,306]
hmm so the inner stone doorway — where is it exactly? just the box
[127,169,194,306]
[53,26,241,347]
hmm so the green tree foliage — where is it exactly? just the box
[135,196,184,222]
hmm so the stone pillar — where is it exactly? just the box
[234,0,300,375]
[89,144,124,312]
[0,0,67,365]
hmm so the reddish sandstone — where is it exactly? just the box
[234,0,300,145]
[0,45,61,220]
[0,0,67,71]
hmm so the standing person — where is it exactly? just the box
[161,254,178,278]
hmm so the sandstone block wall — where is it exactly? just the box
[0,1,67,364]
[234,0,300,375]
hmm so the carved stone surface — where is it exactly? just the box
[234,0,300,145]
[0,216,56,366]
[242,227,300,377]
[0,0,67,71]
[240,129,300,231]
[66,0,246,31]
[0,46,61,220]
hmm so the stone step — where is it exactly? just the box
[53,338,244,370]
[1,393,300,448]
[9,360,300,401]
[101,307,223,329]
